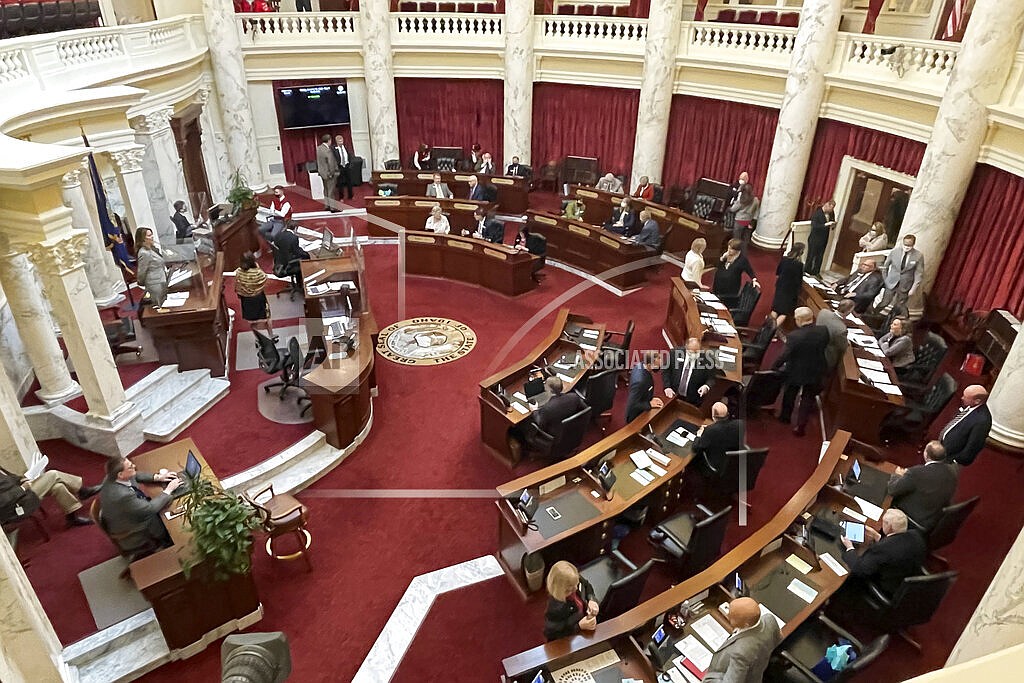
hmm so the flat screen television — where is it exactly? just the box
[277,83,351,130]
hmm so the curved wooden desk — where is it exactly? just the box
[211,207,259,272]
[479,309,606,466]
[372,169,529,213]
[525,210,654,290]
[663,277,744,393]
[364,195,493,237]
[569,184,728,259]
[402,231,539,297]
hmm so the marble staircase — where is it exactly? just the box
[63,609,170,683]
[222,429,343,497]
[125,365,230,442]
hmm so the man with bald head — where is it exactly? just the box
[663,338,717,406]
[772,307,830,436]
[704,596,781,683]
[816,298,855,370]
[596,172,624,194]
[692,402,744,478]
[834,257,885,313]
[841,508,927,596]
[938,384,992,466]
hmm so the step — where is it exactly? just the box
[222,430,330,496]
[126,366,207,419]
[123,365,180,416]
[64,609,170,683]
[142,375,230,442]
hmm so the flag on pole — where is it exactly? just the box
[941,0,966,40]
[86,153,135,275]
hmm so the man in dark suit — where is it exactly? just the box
[99,456,182,556]
[834,258,884,313]
[474,152,495,175]
[938,384,992,466]
[663,337,717,406]
[887,441,958,530]
[841,508,927,597]
[532,377,587,435]
[467,175,486,201]
[634,209,661,250]
[505,156,527,177]
[471,208,504,244]
[315,133,339,212]
[273,222,311,265]
[773,307,830,436]
[332,133,354,200]
[605,197,637,235]
[693,402,744,478]
[703,597,781,683]
[805,199,836,275]
[625,351,664,423]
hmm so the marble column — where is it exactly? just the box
[0,246,81,407]
[0,533,71,682]
[26,234,128,421]
[503,0,536,167]
[0,355,43,474]
[987,331,1024,450]
[108,147,161,247]
[201,0,267,191]
[133,107,190,246]
[894,0,1024,294]
[359,0,400,169]
[62,169,124,307]
[752,0,843,249]
[629,0,684,188]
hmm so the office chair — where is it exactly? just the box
[649,504,732,579]
[581,367,617,430]
[578,551,653,620]
[899,332,948,397]
[729,282,761,327]
[871,303,909,338]
[705,447,769,507]
[532,161,559,193]
[652,224,675,263]
[602,319,633,385]
[525,232,546,281]
[767,615,890,683]
[739,370,783,417]
[858,570,958,650]
[255,331,312,415]
[524,404,592,461]
[738,318,776,375]
[101,306,143,358]
[436,157,455,171]
[246,483,312,571]
[89,499,166,577]
[383,159,401,170]
[879,373,957,445]
[271,242,303,301]
[907,495,980,568]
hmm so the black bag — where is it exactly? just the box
[0,474,42,525]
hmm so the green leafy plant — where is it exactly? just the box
[178,474,262,581]
[226,168,256,213]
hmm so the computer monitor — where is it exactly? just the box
[184,450,201,478]
[322,227,335,252]
[851,459,862,482]
[732,571,746,597]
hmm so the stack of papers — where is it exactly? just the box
[298,238,322,251]
[787,578,819,603]
[706,301,728,311]
[167,269,192,287]
[162,292,190,308]
[296,227,322,239]
[674,635,713,672]
[698,292,721,303]
[581,329,600,340]
[875,382,902,396]
[709,319,737,337]
[857,358,885,371]
[630,449,668,479]
[579,342,597,351]
[666,426,695,447]
[692,614,730,651]
[717,347,737,366]
[861,368,891,384]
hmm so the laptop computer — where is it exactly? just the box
[171,450,202,498]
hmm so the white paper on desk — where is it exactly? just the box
[25,455,48,480]
[630,449,654,469]
[512,391,527,402]
[510,402,529,415]
[649,463,668,478]
[648,449,671,466]
[666,430,691,447]
[855,496,884,521]
[161,298,189,308]
[550,362,573,370]
[857,359,885,371]
[581,329,600,338]
[848,315,865,326]
[298,238,320,251]
[841,506,868,523]
[866,348,886,357]
[759,603,786,630]
[707,301,728,311]
[666,664,694,683]
[875,382,902,396]
[788,578,819,603]
[296,227,321,238]
[786,554,813,574]
[629,470,652,487]
[555,373,574,384]
[674,635,713,671]
[303,268,326,282]
[862,368,891,384]
[167,269,192,286]
[700,292,721,302]
[692,614,730,651]
[579,342,597,351]
[820,552,849,577]
[818,440,831,464]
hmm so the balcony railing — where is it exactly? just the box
[237,11,359,44]
[391,12,503,50]
[541,15,646,43]
[840,33,958,88]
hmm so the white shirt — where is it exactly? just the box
[270,198,291,219]
[425,214,451,234]
[682,250,705,285]
[940,404,979,440]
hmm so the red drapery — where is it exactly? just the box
[272,79,352,187]
[395,78,504,166]
[799,119,925,219]
[933,165,1024,317]
[693,0,710,22]
[630,0,651,17]
[862,0,885,33]
[532,83,640,180]
[661,95,778,195]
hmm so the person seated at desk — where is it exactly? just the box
[532,376,587,436]
[681,237,708,289]
[467,174,486,201]
[424,205,451,234]
[425,172,453,199]
[273,222,311,265]
[663,337,716,406]
[99,456,183,557]
[259,185,292,243]
[834,258,884,314]
[506,156,527,177]
[469,208,504,244]
[562,198,585,221]
[703,597,782,683]
[1,466,102,528]
[543,560,598,641]
[633,210,661,251]
[840,508,927,597]
[596,172,624,194]
[171,200,193,240]
[411,143,433,171]
[887,441,958,531]
[134,227,168,307]
[625,351,665,423]
[633,175,654,200]
[234,251,273,337]
[692,402,743,478]
[474,151,495,175]
[712,239,759,309]
[605,196,637,235]
[878,318,914,376]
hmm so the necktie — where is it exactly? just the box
[900,251,909,270]
[340,147,348,165]
[845,273,866,293]
[940,408,969,441]
[131,484,149,500]
[679,358,693,396]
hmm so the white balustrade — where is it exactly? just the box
[688,21,797,56]
[56,33,125,66]
[392,12,503,41]
[236,11,359,44]
[541,16,646,43]
[0,49,30,85]
[834,33,959,93]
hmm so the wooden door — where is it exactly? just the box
[171,104,212,217]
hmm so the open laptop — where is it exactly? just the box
[171,450,202,498]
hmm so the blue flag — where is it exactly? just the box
[86,154,135,275]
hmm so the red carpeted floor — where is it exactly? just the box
[14,190,1024,682]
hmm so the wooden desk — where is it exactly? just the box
[211,207,260,271]
[403,231,538,297]
[525,210,653,290]
[569,184,728,260]
[495,402,707,598]
[479,309,605,466]
[799,279,905,445]
[663,278,744,391]
[299,256,377,450]
[139,252,228,377]
[129,439,261,655]
[372,169,529,214]
[364,195,494,237]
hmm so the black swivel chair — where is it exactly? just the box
[729,282,761,327]
[603,320,634,386]
[525,232,547,281]
[652,184,664,204]
[739,318,776,374]
[271,241,304,301]
[899,332,948,397]
[383,159,401,170]
[871,303,909,338]
[524,403,592,462]
[739,371,784,417]
[254,331,311,415]
[705,447,769,507]
[907,495,980,567]
[858,571,958,650]
[435,157,455,171]
[649,504,732,579]
[880,373,957,444]
[767,615,890,683]
[582,367,617,431]
[578,551,654,620]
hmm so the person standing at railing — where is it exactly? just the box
[295,1,312,11]
[805,198,836,276]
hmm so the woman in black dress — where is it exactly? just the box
[543,561,598,641]
[771,243,805,338]
[712,238,760,309]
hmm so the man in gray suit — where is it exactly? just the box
[704,597,782,683]
[99,456,182,556]
[875,234,924,312]
[634,209,661,250]
[816,298,854,370]
[424,172,453,199]
[316,133,340,212]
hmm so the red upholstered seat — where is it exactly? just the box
[477,2,495,11]
[438,0,456,9]
[757,11,778,25]
[595,4,612,16]
[399,1,417,11]
[715,9,736,22]
[737,10,758,24]
[557,4,574,14]
[614,4,628,16]
[777,12,799,27]
[577,4,595,15]
[420,1,437,11]
[456,1,474,12]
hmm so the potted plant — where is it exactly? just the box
[178,474,262,581]
[226,169,257,215]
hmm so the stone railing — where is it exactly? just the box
[236,11,359,45]
[391,12,503,46]
[55,32,126,66]
[684,21,797,66]
[833,33,959,94]
[540,15,646,43]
